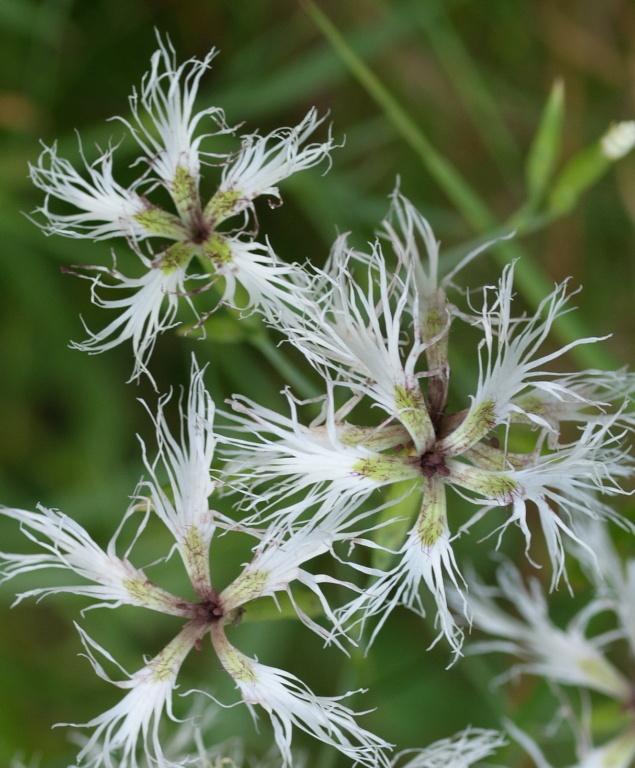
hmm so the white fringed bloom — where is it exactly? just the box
[138,357,216,595]
[222,198,634,656]
[210,624,391,768]
[391,728,505,767]
[29,35,333,378]
[465,562,630,700]
[1,363,395,767]
[0,504,185,616]
[71,622,206,768]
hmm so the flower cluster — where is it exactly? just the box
[7,29,635,768]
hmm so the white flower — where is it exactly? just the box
[224,384,418,521]
[391,728,505,767]
[71,622,206,768]
[212,108,335,223]
[210,623,391,768]
[29,36,332,379]
[601,121,635,160]
[120,33,229,207]
[465,562,630,700]
[439,263,607,456]
[279,237,435,451]
[138,357,216,595]
[29,142,179,242]
[0,504,186,616]
[72,249,198,383]
[221,229,633,653]
[339,477,466,657]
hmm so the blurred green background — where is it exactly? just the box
[0,1,634,765]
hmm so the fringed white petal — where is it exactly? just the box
[70,622,204,768]
[121,31,229,190]
[0,505,184,616]
[210,624,391,768]
[221,505,376,647]
[29,142,151,241]
[381,188,441,302]
[215,237,312,323]
[223,385,417,522]
[218,107,335,216]
[338,481,466,659]
[448,414,633,586]
[441,263,608,455]
[72,255,194,383]
[137,356,216,594]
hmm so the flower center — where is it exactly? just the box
[191,592,224,624]
[190,213,211,245]
[419,447,450,479]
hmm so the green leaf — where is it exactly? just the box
[526,79,564,204]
